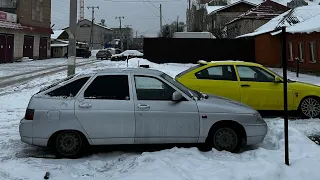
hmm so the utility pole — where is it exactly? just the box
[188,0,191,31]
[160,4,162,33]
[79,0,85,21]
[87,6,99,50]
[136,31,138,38]
[124,25,132,50]
[116,16,124,50]
[67,0,77,76]
[177,15,179,32]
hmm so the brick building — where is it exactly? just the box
[238,6,320,71]
[0,0,52,63]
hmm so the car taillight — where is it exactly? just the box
[25,109,35,120]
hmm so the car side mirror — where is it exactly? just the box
[172,91,183,101]
[274,76,282,83]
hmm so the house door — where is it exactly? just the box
[23,36,34,59]
[0,34,5,63]
[39,37,47,60]
[5,35,14,63]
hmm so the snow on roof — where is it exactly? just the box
[51,44,68,47]
[205,4,225,14]
[208,0,257,15]
[95,22,113,31]
[0,20,24,30]
[238,5,320,38]
[51,30,65,39]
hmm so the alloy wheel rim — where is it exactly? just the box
[301,98,320,118]
[214,128,238,151]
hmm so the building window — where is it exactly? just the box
[310,41,317,63]
[288,41,293,61]
[298,42,304,62]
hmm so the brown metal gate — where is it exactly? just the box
[0,34,5,63]
[39,37,47,60]
[0,34,14,63]
[6,35,14,63]
[23,35,34,59]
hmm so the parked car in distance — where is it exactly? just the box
[176,60,320,118]
[19,68,267,158]
[76,48,91,58]
[96,49,112,60]
[111,50,143,61]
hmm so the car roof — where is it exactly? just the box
[75,67,163,77]
[198,60,263,67]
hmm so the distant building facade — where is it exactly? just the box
[0,0,53,63]
[226,0,290,38]
[64,19,113,50]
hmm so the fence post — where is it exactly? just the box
[296,57,300,77]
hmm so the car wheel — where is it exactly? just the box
[52,131,85,158]
[212,127,241,153]
[299,97,320,118]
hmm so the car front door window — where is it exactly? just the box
[237,66,275,82]
[134,76,176,101]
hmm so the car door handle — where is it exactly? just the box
[79,102,92,109]
[241,84,250,87]
[138,104,150,110]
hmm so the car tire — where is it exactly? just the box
[209,126,241,153]
[52,131,86,159]
[299,96,320,119]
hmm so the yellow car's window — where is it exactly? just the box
[236,66,275,82]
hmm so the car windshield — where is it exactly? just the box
[160,73,201,99]
[266,68,295,82]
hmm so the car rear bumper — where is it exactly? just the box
[19,119,48,147]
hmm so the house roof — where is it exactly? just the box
[226,0,290,25]
[51,30,65,39]
[78,19,113,31]
[237,5,320,37]
[205,4,225,14]
[208,0,257,15]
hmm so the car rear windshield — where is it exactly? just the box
[45,77,90,98]
[37,75,76,94]
[175,64,202,78]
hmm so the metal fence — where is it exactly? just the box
[143,38,256,64]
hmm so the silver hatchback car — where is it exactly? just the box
[19,68,267,158]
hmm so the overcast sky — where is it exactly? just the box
[51,0,188,37]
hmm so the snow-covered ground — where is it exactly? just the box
[0,57,96,78]
[0,58,320,179]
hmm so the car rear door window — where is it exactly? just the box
[84,75,130,100]
[195,65,237,81]
[46,77,90,98]
[134,76,176,101]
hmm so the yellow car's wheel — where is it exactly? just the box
[299,97,320,119]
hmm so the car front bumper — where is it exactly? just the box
[243,122,268,145]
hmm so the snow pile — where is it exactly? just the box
[91,50,101,57]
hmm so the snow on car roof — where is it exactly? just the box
[75,67,163,77]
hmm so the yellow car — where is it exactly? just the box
[176,60,320,118]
